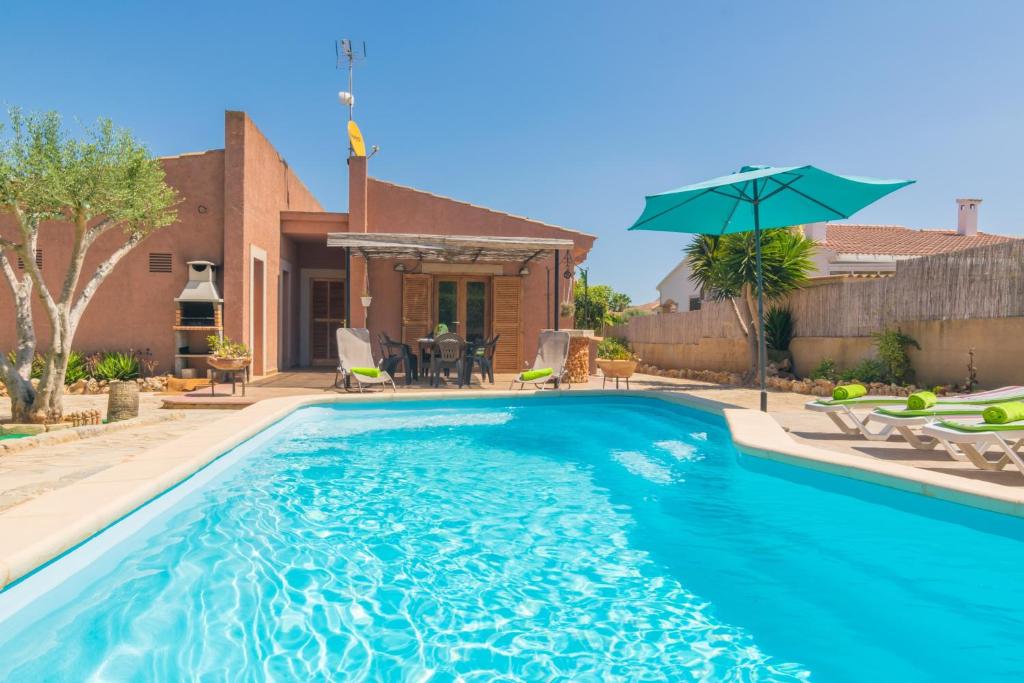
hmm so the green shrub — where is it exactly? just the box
[873,327,920,385]
[64,351,88,384]
[763,306,794,351]
[90,351,140,381]
[597,337,635,361]
[838,358,888,384]
[809,358,838,381]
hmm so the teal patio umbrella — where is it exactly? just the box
[629,165,913,411]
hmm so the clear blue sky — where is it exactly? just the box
[4,1,1023,302]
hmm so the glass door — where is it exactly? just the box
[434,277,489,344]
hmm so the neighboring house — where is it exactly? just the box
[0,111,595,377]
[656,261,704,312]
[656,198,1016,306]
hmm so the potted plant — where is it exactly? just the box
[596,337,638,384]
[206,335,252,371]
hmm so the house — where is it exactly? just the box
[656,198,1016,308]
[0,111,595,377]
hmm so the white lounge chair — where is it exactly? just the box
[334,327,397,392]
[805,385,1024,442]
[511,331,571,390]
[922,418,1024,473]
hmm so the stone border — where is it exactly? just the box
[0,388,1020,591]
[724,409,1024,517]
[0,412,184,454]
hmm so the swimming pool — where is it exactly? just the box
[1,395,1022,681]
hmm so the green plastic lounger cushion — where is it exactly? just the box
[832,384,867,401]
[983,402,1024,425]
[938,417,1024,433]
[906,391,937,411]
[521,368,553,381]
[351,367,381,378]
[874,405,986,418]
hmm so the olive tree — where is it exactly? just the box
[0,109,177,422]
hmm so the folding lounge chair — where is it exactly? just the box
[805,385,1024,442]
[863,387,1024,450]
[510,331,571,390]
[334,327,397,392]
[922,418,1024,473]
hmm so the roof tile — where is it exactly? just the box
[822,224,1017,256]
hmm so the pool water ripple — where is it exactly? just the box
[2,397,1023,681]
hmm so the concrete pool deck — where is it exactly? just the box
[2,373,1023,589]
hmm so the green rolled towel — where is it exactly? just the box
[434,324,449,335]
[982,402,1024,424]
[521,368,553,381]
[906,391,937,411]
[832,384,867,401]
[351,367,380,378]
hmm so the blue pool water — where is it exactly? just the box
[1,396,1023,681]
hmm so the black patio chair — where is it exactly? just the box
[378,333,418,385]
[429,332,466,388]
[466,334,500,385]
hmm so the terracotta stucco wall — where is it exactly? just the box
[222,112,323,376]
[359,176,588,364]
[0,150,226,373]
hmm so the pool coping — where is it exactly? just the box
[0,388,1021,590]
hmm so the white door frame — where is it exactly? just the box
[279,258,293,370]
[299,267,345,367]
[249,245,268,376]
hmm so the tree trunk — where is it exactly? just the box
[741,285,761,383]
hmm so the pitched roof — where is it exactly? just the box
[822,224,1017,256]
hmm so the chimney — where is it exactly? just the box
[803,222,828,242]
[348,156,368,233]
[956,198,982,236]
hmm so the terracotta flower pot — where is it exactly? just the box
[207,356,252,372]
[597,358,637,379]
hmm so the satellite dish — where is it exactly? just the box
[347,120,367,157]
[338,91,354,107]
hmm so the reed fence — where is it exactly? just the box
[610,240,1024,346]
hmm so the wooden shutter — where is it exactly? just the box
[401,274,432,346]
[491,276,522,373]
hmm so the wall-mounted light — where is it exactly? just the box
[393,263,407,272]
[518,266,530,276]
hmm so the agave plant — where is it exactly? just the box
[90,351,141,381]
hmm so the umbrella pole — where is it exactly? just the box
[753,201,768,412]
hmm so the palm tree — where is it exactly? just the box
[684,228,815,378]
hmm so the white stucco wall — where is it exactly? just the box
[656,260,702,308]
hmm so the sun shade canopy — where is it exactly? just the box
[628,165,915,235]
[326,232,575,263]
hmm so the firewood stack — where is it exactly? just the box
[565,336,591,384]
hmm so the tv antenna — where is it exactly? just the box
[336,39,366,122]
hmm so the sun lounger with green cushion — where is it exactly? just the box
[511,331,570,390]
[806,385,1024,442]
[922,406,1024,475]
[334,328,397,392]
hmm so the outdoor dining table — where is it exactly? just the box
[417,337,473,387]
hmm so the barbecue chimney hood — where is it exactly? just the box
[175,261,223,302]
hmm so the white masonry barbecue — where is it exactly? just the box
[173,260,224,377]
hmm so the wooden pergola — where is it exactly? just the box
[325,232,575,263]
[326,232,576,332]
